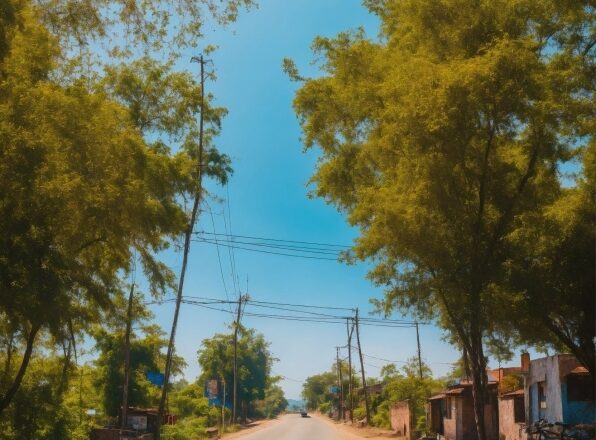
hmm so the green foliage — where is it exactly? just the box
[290,0,593,435]
[197,328,276,420]
[93,321,186,418]
[259,384,288,418]
[318,401,331,414]
[499,375,522,395]
[504,144,596,376]
[372,358,445,429]
[301,362,359,411]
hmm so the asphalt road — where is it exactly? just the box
[235,414,351,440]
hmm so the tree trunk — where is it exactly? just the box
[0,322,41,415]
[469,327,487,440]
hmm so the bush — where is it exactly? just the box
[352,406,367,421]
[162,416,209,440]
[318,402,331,414]
[372,401,391,429]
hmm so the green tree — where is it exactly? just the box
[374,358,444,430]
[198,328,275,422]
[289,2,592,438]
[0,0,189,414]
[259,383,288,418]
[505,144,596,378]
[93,322,186,418]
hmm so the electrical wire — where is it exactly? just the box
[196,231,350,249]
[193,238,340,261]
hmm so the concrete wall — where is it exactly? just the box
[443,397,458,440]
[525,355,563,422]
[391,401,413,439]
[498,398,525,440]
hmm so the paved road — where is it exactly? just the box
[235,414,352,440]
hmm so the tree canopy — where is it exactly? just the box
[197,327,278,422]
[289,1,593,438]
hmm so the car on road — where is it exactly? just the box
[300,409,307,417]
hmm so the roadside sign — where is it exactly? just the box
[146,371,164,386]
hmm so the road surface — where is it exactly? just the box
[232,414,359,440]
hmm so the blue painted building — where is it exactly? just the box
[525,354,595,425]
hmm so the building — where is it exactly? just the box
[428,380,499,440]
[496,353,529,440]
[524,354,595,425]
[390,400,414,440]
[498,389,526,440]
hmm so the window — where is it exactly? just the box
[514,396,525,423]
[567,375,595,401]
[538,382,547,409]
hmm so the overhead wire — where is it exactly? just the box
[204,200,233,312]
[193,238,340,261]
[196,231,350,249]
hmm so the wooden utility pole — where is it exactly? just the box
[156,55,207,439]
[336,347,344,421]
[355,309,371,426]
[346,318,354,423]
[233,294,243,423]
[415,322,423,378]
[221,377,226,435]
[121,280,135,428]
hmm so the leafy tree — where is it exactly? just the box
[197,328,275,422]
[0,0,190,414]
[505,144,596,379]
[259,383,288,418]
[93,321,186,418]
[288,2,592,438]
[301,371,337,411]
[374,358,444,430]
[301,363,359,412]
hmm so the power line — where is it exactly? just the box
[205,200,232,312]
[196,235,341,255]
[196,231,350,249]
[193,238,340,261]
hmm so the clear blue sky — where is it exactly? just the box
[144,0,476,400]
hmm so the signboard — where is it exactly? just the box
[329,386,340,394]
[205,379,219,399]
[85,409,96,416]
[204,379,226,406]
[146,371,164,386]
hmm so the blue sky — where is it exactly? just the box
[143,0,476,400]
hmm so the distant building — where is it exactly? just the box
[428,380,499,440]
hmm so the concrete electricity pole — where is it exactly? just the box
[346,318,354,423]
[355,309,371,426]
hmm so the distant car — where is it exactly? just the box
[300,409,307,417]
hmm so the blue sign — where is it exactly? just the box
[329,386,340,394]
[146,372,164,386]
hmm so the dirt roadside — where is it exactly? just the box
[220,417,281,439]
[313,412,405,440]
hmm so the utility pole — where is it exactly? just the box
[355,309,371,426]
[415,321,423,378]
[156,55,207,440]
[121,277,135,429]
[336,347,344,421]
[233,294,244,423]
[346,318,354,423]
[221,377,226,435]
